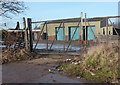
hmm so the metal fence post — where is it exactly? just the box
[27,18,33,52]
[85,13,87,53]
[63,21,65,52]
[46,22,48,50]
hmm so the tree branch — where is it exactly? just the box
[0,0,27,18]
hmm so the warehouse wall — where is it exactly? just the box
[41,21,101,41]
[100,26,113,35]
[100,19,106,28]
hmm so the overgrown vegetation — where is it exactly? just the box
[60,43,120,83]
[1,49,37,64]
[0,30,8,40]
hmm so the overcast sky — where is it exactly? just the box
[1,1,119,29]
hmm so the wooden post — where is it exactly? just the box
[27,18,33,52]
[23,17,28,50]
[80,12,83,40]
[16,21,20,30]
[46,22,48,50]
[81,12,83,51]
[85,13,87,52]
[106,18,108,44]
[63,21,65,52]
[16,31,18,37]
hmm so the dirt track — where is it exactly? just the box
[2,55,90,83]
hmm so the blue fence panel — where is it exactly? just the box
[87,26,95,40]
[55,27,65,40]
[71,27,80,40]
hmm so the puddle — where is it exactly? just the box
[0,42,89,51]
[33,73,87,83]
[33,43,82,51]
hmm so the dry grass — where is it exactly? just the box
[61,42,120,83]
[85,42,119,66]
[1,49,37,64]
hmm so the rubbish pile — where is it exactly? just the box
[48,66,66,74]
[59,43,120,83]
[2,49,37,64]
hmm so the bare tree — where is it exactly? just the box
[0,0,27,18]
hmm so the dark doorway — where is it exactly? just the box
[42,33,47,40]
[55,27,57,40]
[68,27,71,40]
[83,26,88,41]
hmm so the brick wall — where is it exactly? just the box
[65,36,68,41]
[48,35,82,41]
[48,36,55,40]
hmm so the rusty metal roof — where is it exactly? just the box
[32,16,120,24]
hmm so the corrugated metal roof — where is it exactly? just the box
[32,16,120,24]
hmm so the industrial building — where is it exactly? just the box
[6,16,120,42]
[40,17,116,41]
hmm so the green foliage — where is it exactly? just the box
[60,54,119,83]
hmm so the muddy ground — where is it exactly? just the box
[2,55,93,83]
[1,41,98,84]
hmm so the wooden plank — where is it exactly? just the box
[23,17,28,50]
[13,30,24,50]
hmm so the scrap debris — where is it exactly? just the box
[2,48,37,64]
[57,43,120,83]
